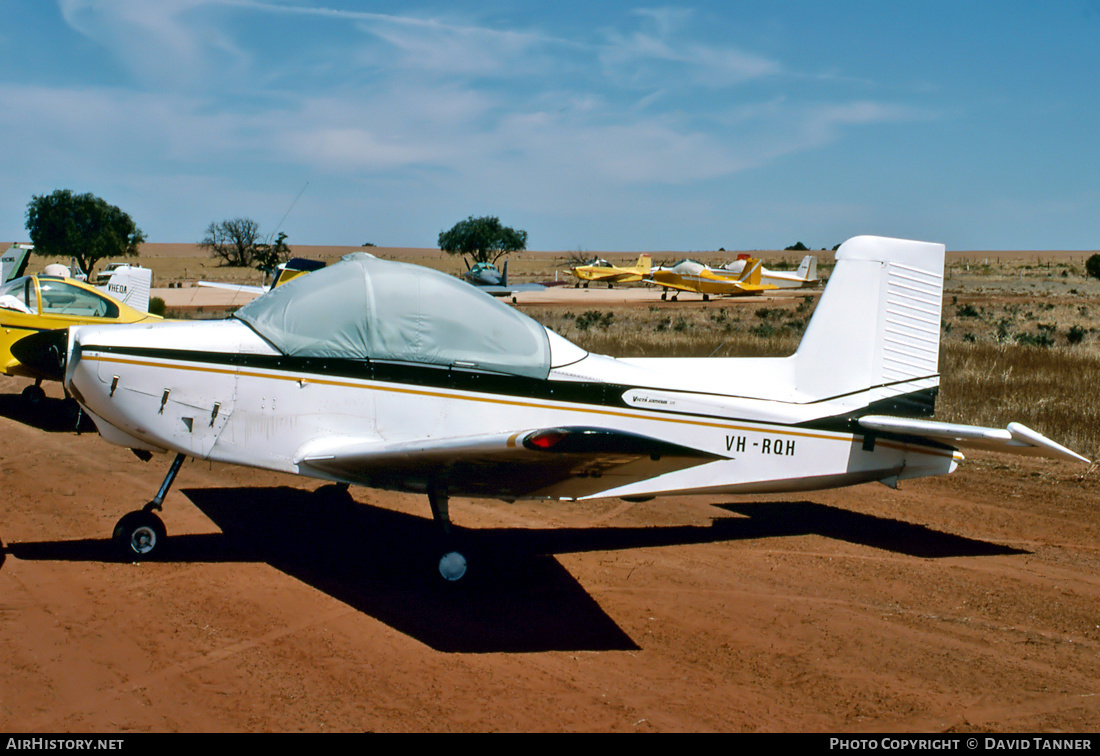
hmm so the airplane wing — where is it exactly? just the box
[858,415,1090,464]
[197,281,268,295]
[471,283,547,297]
[642,277,777,295]
[726,282,779,293]
[295,426,720,500]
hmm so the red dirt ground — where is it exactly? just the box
[1,374,1098,733]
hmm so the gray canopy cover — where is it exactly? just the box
[235,253,551,379]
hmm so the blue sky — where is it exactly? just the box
[1,1,1098,252]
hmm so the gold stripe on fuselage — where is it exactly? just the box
[81,352,956,459]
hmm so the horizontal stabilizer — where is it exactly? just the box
[295,426,718,499]
[858,415,1090,464]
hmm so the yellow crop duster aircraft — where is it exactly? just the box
[1,271,160,401]
[646,257,778,301]
[569,254,651,287]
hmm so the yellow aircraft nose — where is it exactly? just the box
[9,328,68,382]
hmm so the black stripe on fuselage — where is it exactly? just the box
[82,344,941,437]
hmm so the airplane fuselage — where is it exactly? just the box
[65,317,955,501]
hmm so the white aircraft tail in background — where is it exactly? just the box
[1,244,32,283]
[95,265,152,313]
[720,253,819,289]
[795,254,818,283]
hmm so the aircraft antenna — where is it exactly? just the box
[270,180,309,242]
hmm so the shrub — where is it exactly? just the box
[575,310,614,331]
[1086,253,1100,280]
[1015,330,1054,348]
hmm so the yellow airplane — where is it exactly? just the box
[569,254,651,287]
[646,257,778,301]
[1,271,160,402]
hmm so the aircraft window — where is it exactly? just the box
[236,253,552,380]
[39,280,119,318]
[0,277,36,313]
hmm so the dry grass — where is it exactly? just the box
[526,298,812,358]
[938,342,1100,460]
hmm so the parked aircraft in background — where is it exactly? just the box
[646,257,778,300]
[34,237,1086,583]
[569,255,652,288]
[720,254,819,289]
[84,264,153,313]
[198,258,326,298]
[1,269,160,401]
[462,260,548,301]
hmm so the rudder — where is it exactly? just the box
[792,236,944,402]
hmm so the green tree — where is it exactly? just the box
[1086,253,1100,280]
[438,215,527,265]
[253,231,291,275]
[25,189,146,278]
[201,218,263,267]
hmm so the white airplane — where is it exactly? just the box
[720,254,819,289]
[42,236,1087,582]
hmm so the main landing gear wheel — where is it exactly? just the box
[21,382,45,404]
[113,509,167,560]
[438,551,468,582]
[428,486,468,583]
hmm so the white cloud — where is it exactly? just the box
[599,9,781,89]
[58,0,249,90]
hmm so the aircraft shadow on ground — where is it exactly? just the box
[1,487,1023,653]
[714,501,1026,559]
[0,392,97,433]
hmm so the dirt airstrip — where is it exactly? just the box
[1,371,1098,732]
[2,244,1100,732]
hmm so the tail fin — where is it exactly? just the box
[98,266,152,313]
[501,260,509,288]
[636,254,652,273]
[797,255,818,281]
[738,257,764,286]
[792,236,944,401]
[1,244,31,283]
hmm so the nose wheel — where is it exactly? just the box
[113,509,167,559]
[112,453,185,561]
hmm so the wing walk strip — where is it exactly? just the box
[82,352,958,460]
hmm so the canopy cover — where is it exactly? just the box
[235,253,551,379]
